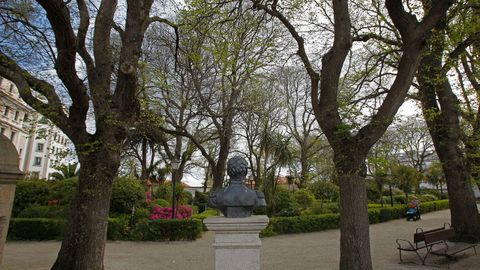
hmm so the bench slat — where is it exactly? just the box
[424,228,455,244]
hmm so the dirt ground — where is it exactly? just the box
[2,207,479,270]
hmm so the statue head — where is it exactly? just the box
[227,156,248,182]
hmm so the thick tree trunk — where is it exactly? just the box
[51,145,121,270]
[418,20,480,242]
[338,172,372,270]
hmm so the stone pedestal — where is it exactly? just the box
[204,215,269,270]
[0,135,23,265]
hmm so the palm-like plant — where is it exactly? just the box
[51,162,79,181]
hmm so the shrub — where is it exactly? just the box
[13,180,51,216]
[366,181,382,202]
[131,219,203,241]
[308,201,339,215]
[272,187,296,214]
[266,214,340,235]
[393,195,407,204]
[107,216,130,240]
[417,194,438,202]
[149,205,192,220]
[7,218,66,240]
[150,199,170,208]
[134,207,151,221]
[110,177,146,214]
[191,209,219,221]
[308,181,339,202]
[179,191,193,205]
[294,189,315,209]
[193,191,209,213]
[17,205,68,219]
[49,178,78,206]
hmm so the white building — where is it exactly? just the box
[0,77,70,179]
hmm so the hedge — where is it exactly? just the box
[7,217,203,241]
[261,200,450,236]
[130,219,202,241]
[7,218,67,240]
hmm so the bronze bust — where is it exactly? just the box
[208,156,266,218]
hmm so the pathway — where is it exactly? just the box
[3,208,479,269]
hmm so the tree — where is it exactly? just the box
[51,162,79,181]
[425,161,446,196]
[251,0,453,268]
[417,0,480,242]
[0,1,175,268]
[391,164,421,203]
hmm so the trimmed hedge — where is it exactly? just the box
[261,200,450,236]
[131,219,202,241]
[8,217,203,241]
[7,218,67,240]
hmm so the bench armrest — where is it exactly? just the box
[396,239,416,250]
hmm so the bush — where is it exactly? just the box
[191,209,219,221]
[264,214,340,235]
[272,187,296,214]
[261,200,450,237]
[134,207,151,221]
[308,181,339,202]
[308,201,339,215]
[49,178,78,206]
[149,205,192,220]
[110,177,146,214]
[193,191,209,213]
[131,219,203,241]
[179,191,193,205]
[7,218,66,240]
[107,216,130,240]
[13,180,51,216]
[393,195,408,204]
[150,199,170,208]
[382,187,404,196]
[294,189,315,209]
[17,205,68,219]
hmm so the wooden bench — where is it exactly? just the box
[426,228,477,259]
[396,224,450,264]
[396,224,478,265]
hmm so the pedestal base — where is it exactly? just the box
[204,215,269,270]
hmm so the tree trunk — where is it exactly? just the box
[51,144,121,270]
[418,19,480,242]
[338,172,372,270]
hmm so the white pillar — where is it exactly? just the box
[204,215,269,270]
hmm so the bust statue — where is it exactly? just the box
[208,156,266,218]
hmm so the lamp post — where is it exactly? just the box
[171,159,180,219]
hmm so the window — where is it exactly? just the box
[33,157,42,166]
[23,113,29,122]
[36,143,44,152]
[10,131,15,141]
[9,84,14,93]
[0,127,4,135]
[14,111,19,121]
[3,106,10,117]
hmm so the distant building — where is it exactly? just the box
[0,77,70,179]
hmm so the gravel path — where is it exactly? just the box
[3,208,479,270]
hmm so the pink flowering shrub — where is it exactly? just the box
[149,205,192,220]
[145,191,152,204]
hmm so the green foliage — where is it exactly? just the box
[261,200,450,236]
[107,216,130,240]
[134,207,151,221]
[7,218,66,240]
[191,209,219,221]
[391,164,422,197]
[307,181,339,202]
[49,177,78,205]
[293,189,315,209]
[13,180,51,216]
[262,214,340,236]
[272,187,297,214]
[131,219,203,241]
[110,177,146,214]
[366,180,382,202]
[150,199,170,208]
[50,163,79,180]
[307,201,340,215]
[193,191,209,213]
[17,205,67,219]
[179,190,193,205]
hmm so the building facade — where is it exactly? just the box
[0,77,70,179]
